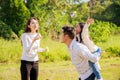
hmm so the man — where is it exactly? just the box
[61,26,101,80]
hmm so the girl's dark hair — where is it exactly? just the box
[76,22,85,43]
[25,17,39,32]
[62,26,74,39]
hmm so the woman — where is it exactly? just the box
[74,18,103,80]
[20,17,46,80]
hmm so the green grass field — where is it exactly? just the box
[0,34,120,80]
[0,57,120,80]
[97,34,120,51]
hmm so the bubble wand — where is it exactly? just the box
[45,46,49,56]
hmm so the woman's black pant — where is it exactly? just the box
[20,60,39,80]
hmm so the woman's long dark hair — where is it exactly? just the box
[25,17,39,33]
[76,22,85,43]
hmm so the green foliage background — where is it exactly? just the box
[0,0,120,42]
[0,1,120,80]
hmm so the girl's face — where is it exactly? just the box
[28,19,39,33]
[74,24,81,34]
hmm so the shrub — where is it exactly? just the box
[109,23,120,34]
[0,21,13,39]
[106,46,120,57]
[90,20,111,43]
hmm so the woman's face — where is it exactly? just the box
[74,24,81,34]
[28,19,39,32]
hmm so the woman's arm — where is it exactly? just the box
[37,47,46,52]
[22,34,34,52]
[22,33,41,57]
[37,34,46,52]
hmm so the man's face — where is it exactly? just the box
[60,31,67,43]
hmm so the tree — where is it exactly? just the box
[0,21,13,39]
[88,0,120,26]
[0,0,30,36]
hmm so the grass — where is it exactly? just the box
[101,57,120,80]
[0,57,120,80]
[97,34,120,51]
[97,34,120,58]
[0,38,69,63]
[0,38,22,63]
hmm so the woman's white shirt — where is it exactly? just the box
[21,33,44,61]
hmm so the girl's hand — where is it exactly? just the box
[87,18,94,24]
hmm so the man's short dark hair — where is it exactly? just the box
[62,26,74,39]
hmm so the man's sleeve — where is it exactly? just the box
[77,45,99,63]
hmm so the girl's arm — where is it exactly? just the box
[81,19,96,51]
[82,18,94,37]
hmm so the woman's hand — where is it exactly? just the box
[42,48,47,52]
[32,34,41,43]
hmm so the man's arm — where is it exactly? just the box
[76,45,100,63]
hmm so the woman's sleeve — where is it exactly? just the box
[37,48,45,52]
[36,34,45,52]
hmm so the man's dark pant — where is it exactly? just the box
[20,60,39,80]
[79,73,95,80]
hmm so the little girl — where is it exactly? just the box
[20,17,46,80]
[74,18,103,80]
